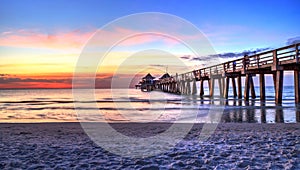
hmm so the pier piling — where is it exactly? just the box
[259,74,266,101]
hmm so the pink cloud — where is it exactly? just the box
[109,27,204,46]
[0,27,204,50]
[0,29,94,49]
[88,27,181,47]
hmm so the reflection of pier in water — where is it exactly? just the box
[181,96,300,123]
[217,99,300,123]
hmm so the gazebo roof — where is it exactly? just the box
[142,73,155,79]
[160,73,171,79]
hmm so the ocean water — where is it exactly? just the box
[0,87,299,123]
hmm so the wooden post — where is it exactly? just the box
[173,82,176,93]
[256,55,260,68]
[175,83,178,93]
[295,44,299,64]
[166,81,169,92]
[244,74,250,101]
[232,78,237,97]
[218,78,223,97]
[182,81,186,94]
[237,75,242,99]
[242,57,246,74]
[272,50,278,71]
[294,70,300,104]
[186,80,191,94]
[222,77,225,97]
[208,79,211,95]
[192,79,197,95]
[165,83,168,92]
[181,80,185,94]
[165,83,167,92]
[272,72,276,88]
[166,83,169,92]
[249,76,256,99]
[224,77,230,99]
[171,82,174,93]
[275,70,284,105]
[200,80,204,97]
[259,74,266,101]
[175,73,179,93]
[209,78,215,97]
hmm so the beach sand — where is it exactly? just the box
[0,122,299,169]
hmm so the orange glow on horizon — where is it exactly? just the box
[0,72,164,89]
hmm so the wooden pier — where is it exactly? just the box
[157,43,300,105]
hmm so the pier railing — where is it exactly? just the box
[191,43,300,78]
[157,43,300,104]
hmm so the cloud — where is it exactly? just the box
[0,74,72,89]
[0,74,9,77]
[1,31,12,35]
[0,73,144,89]
[0,27,207,50]
[190,47,271,61]
[0,77,71,83]
[180,55,191,60]
[286,36,300,45]
[0,29,94,49]
[149,64,167,68]
[189,36,298,63]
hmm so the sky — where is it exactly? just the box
[0,0,299,88]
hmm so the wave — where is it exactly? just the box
[0,99,182,104]
[0,97,296,104]
[1,105,297,111]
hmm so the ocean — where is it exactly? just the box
[0,86,299,123]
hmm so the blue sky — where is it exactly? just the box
[1,1,298,29]
[1,0,299,52]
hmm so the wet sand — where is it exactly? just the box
[0,122,299,169]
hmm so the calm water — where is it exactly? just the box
[0,87,299,123]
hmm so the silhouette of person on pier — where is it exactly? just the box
[233,61,236,71]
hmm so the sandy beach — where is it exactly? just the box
[0,122,299,169]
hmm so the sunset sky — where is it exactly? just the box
[0,0,299,88]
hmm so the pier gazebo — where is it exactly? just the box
[140,73,156,92]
